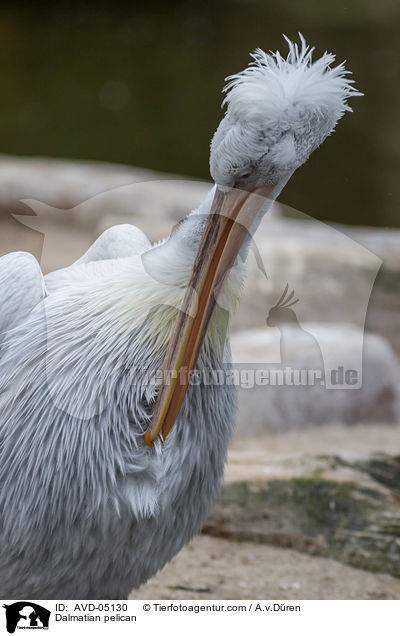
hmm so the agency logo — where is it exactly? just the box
[3,603,50,633]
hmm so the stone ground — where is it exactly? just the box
[131,425,400,600]
[131,535,400,600]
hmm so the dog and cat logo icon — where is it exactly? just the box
[2,603,50,633]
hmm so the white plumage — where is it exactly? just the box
[0,252,46,339]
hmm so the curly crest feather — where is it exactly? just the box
[223,34,362,124]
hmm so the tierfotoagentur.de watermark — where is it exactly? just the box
[130,365,359,389]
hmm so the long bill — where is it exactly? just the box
[144,182,280,446]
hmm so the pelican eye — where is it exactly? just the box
[234,168,254,188]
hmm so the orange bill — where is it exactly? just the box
[144,183,279,446]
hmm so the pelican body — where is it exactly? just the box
[0,36,360,598]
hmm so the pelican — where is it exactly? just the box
[0,36,360,599]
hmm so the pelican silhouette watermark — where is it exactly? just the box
[9,178,382,419]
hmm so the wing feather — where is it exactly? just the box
[45,224,151,293]
[0,251,46,341]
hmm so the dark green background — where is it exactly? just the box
[0,1,399,226]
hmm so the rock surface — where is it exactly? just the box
[133,425,400,600]
[204,457,400,578]
[210,426,400,580]
[231,326,400,432]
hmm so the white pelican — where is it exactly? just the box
[0,36,360,598]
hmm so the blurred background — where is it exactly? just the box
[0,0,399,226]
[0,1,399,600]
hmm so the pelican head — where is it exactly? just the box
[145,34,361,445]
[210,34,361,190]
